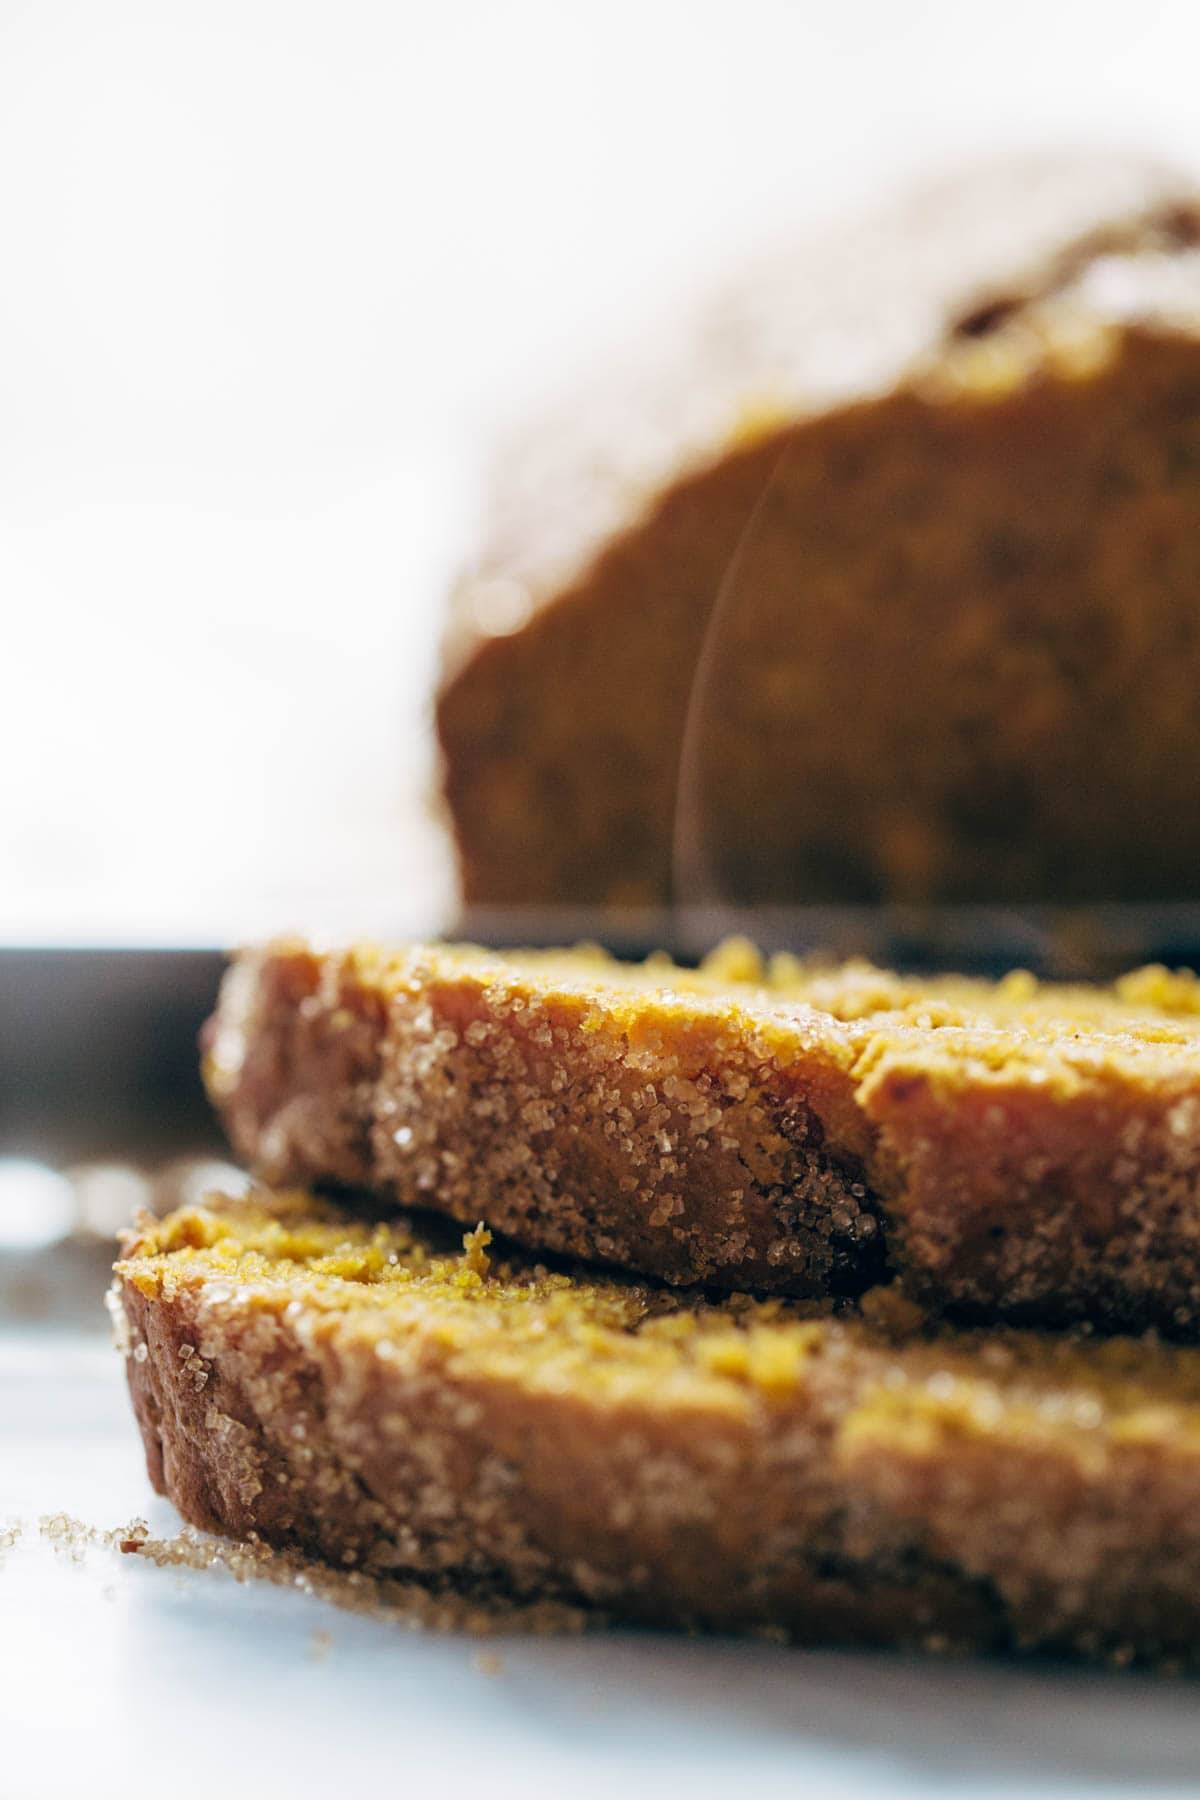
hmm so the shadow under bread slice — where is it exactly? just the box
[115,1186,1200,1666]
[204,939,1200,1334]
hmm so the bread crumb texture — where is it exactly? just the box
[116,1187,1200,1666]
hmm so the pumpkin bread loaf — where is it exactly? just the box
[204,937,1200,1332]
[115,1186,1200,1664]
[437,154,1200,916]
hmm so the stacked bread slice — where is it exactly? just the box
[114,940,1200,1665]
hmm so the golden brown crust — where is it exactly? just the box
[115,1188,1200,1664]
[436,157,1200,912]
[205,938,1200,1332]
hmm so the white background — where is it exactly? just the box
[3,0,1200,944]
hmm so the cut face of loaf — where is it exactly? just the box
[205,938,1200,1333]
[437,155,1200,911]
[115,1187,1200,1663]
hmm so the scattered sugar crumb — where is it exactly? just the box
[53,1515,596,1637]
[40,1514,148,1564]
[461,1221,493,1277]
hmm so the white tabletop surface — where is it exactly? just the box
[4,1298,1200,1800]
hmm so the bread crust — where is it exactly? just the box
[115,1189,1200,1664]
[205,939,1200,1332]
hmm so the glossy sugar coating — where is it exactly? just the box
[206,937,1200,1331]
[116,1187,1200,1664]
